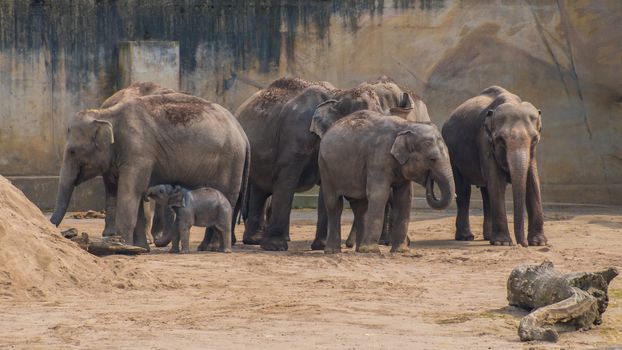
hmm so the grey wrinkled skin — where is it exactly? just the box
[318,111,455,254]
[237,76,428,252]
[442,86,546,247]
[50,83,250,251]
[145,185,232,253]
[97,83,178,242]
[507,261,618,342]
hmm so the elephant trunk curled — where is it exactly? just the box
[425,160,455,210]
[50,155,79,226]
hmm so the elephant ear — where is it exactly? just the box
[484,109,494,143]
[389,93,415,120]
[93,119,115,147]
[401,92,414,109]
[390,130,416,165]
[310,100,338,138]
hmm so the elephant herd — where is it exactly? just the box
[50,77,547,254]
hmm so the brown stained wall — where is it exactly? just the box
[0,0,621,207]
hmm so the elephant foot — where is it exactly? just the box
[528,233,548,246]
[223,248,232,253]
[204,240,221,252]
[324,246,341,254]
[260,237,288,251]
[169,247,180,254]
[356,243,380,254]
[455,229,474,241]
[310,239,326,251]
[390,245,410,254]
[378,236,391,246]
[345,236,355,248]
[102,228,117,237]
[180,248,190,254]
[197,241,208,251]
[242,232,263,245]
[490,235,514,246]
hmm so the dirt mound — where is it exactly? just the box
[0,176,140,300]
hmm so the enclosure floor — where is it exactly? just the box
[1,207,621,349]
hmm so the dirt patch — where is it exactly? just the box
[0,203,620,348]
[0,176,160,302]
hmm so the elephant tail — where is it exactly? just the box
[233,139,251,230]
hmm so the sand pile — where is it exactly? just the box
[0,176,115,300]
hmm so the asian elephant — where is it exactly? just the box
[50,90,250,250]
[342,77,433,248]
[441,86,546,247]
[98,82,178,243]
[317,111,455,253]
[238,77,422,251]
[144,184,233,254]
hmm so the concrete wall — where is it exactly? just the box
[0,0,621,209]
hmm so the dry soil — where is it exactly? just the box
[0,200,620,349]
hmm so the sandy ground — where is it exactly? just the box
[0,206,620,349]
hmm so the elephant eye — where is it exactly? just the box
[494,136,505,147]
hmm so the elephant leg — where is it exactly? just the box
[311,189,328,250]
[142,200,155,245]
[132,200,149,249]
[178,223,191,254]
[115,167,151,249]
[358,180,391,253]
[260,167,302,252]
[323,189,343,254]
[481,187,492,241]
[170,223,181,253]
[454,172,474,241]
[487,166,512,246]
[526,161,547,246]
[215,219,232,253]
[389,182,411,253]
[378,201,392,246]
[102,175,117,237]
[345,224,357,248]
[243,184,270,245]
[350,199,367,249]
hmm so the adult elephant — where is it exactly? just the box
[50,90,250,249]
[341,77,433,248]
[317,111,455,253]
[98,82,178,242]
[238,77,424,251]
[441,86,546,247]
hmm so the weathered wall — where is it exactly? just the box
[0,0,620,208]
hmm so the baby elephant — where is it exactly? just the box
[144,185,232,253]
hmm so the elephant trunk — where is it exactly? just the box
[508,148,529,247]
[425,160,455,210]
[50,156,79,226]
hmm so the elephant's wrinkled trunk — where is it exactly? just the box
[50,156,79,226]
[508,148,529,247]
[425,161,455,210]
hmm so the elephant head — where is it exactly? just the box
[390,124,455,210]
[310,87,383,138]
[144,184,185,208]
[360,77,431,123]
[484,102,542,245]
[50,110,115,226]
